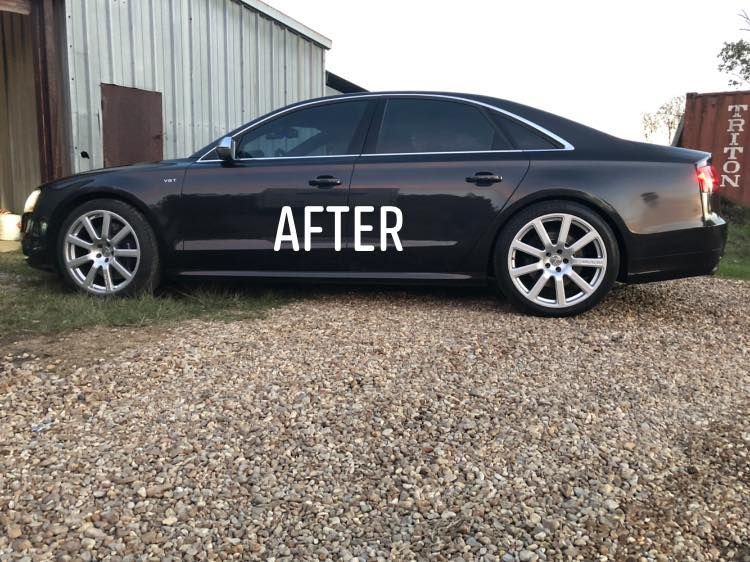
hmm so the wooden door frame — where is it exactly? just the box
[29,0,68,183]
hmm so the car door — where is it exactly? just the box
[346,96,531,277]
[178,99,373,273]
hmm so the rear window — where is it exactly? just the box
[493,114,561,150]
[375,99,509,153]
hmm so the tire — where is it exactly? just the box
[494,200,619,317]
[57,198,160,296]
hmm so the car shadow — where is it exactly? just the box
[158,277,694,320]
[158,276,703,320]
[160,276,509,308]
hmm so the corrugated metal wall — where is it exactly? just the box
[65,0,327,172]
[0,11,41,213]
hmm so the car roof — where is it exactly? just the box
[192,91,706,163]
[304,92,707,162]
[319,91,620,147]
[192,91,609,158]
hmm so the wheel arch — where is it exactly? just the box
[487,189,630,282]
[49,188,166,266]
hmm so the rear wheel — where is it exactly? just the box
[495,200,619,317]
[58,199,159,296]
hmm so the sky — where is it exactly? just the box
[269,0,749,143]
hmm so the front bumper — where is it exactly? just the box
[625,216,728,284]
[21,212,56,271]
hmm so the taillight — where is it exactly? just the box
[696,164,718,194]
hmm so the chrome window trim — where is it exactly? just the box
[197,93,575,163]
[199,154,360,163]
[366,147,571,157]
[361,149,526,157]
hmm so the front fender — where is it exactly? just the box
[35,165,188,266]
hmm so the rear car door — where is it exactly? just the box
[346,96,531,277]
[178,99,373,273]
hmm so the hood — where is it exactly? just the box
[42,159,193,189]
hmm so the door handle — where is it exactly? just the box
[466,172,502,185]
[309,175,342,188]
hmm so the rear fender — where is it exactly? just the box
[461,187,631,281]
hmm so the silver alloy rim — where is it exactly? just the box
[63,210,140,295]
[507,213,607,309]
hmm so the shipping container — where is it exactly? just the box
[675,90,750,207]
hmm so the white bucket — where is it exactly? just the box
[0,213,21,241]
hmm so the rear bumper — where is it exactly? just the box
[625,217,728,283]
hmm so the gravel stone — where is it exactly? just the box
[1,277,748,559]
[603,498,620,511]
[6,525,21,539]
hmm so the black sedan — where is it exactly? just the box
[22,92,727,316]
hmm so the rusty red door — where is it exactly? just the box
[101,84,163,167]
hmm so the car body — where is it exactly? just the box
[22,91,727,316]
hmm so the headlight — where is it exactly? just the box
[24,189,41,213]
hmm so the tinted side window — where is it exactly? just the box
[236,101,368,158]
[375,99,507,154]
[493,114,560,150]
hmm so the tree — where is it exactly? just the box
[718,10,750,87]
[641,95,685,144]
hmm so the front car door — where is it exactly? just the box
[177,99,374,273]
[346,96,535,279]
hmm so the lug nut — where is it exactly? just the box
[545,263,550,268]
[557,249,563,254]
[563,258,569,264]
[556,267,561,272]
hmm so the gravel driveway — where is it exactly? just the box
[1,278,749,561]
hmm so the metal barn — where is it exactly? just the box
[0,0,331,214]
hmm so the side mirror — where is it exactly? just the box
[216,136,236,161]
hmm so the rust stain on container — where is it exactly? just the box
[676,90,750,207]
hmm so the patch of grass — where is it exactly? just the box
[0,251,286,343]
[0,250,35,278]
[718,201,750,281]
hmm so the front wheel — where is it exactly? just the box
[495,201,620,317]
[58,199,160,296]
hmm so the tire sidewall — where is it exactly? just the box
[57,199,160,296]
[494,201,620,317]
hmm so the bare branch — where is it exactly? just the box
[642,95,685,143]
[740,9,750,32]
